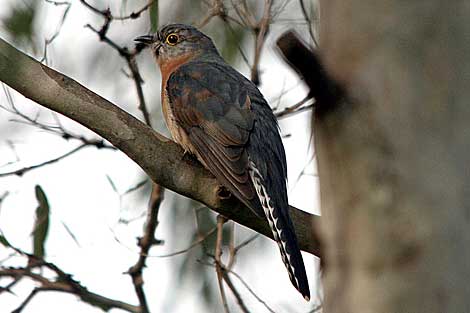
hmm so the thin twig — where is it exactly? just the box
[0,191,9,208]
[127,184,164,313]
[84,24,122,53]
[0,144,88,177]
[128,55,152,126]
[80,0,108,16]
[11,287,45,313]
[84,21,152,126]
[227,268,276,313]
[298,0,318,47]
[83,5,165,311]
[251,0,273,85]
[222,271,250,313]
[309,304,323,313]
[199,258,276,313]
[227,222,236,269]
[114,0,156,20]
[233,233,259,255]
[197,0,226,28]
[275,96,315,119]
[152,226,217,258]
[41,0,71,64]
[123,179,149,195]
[1,84,114,149]
[0,262,140,313]
[230,0,273,85]
[215,215,230,313]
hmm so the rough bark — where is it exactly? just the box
[0,38,321,257]
[317,1,470,313]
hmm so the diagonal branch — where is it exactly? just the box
[0,37,321,258]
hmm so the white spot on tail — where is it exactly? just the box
[248,158,299,289]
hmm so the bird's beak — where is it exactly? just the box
[134,34,154,45]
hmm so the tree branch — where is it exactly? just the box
[276,30,343,114]
[127,184,164,313]
[0,37,321,258]
[0,266,140,313]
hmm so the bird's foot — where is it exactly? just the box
[181,149,195,162]
[216,186,231,200]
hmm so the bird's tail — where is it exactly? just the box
[249,161,310,301]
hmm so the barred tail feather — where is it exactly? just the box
[249,160,310,301]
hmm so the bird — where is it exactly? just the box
[135,23,310,300]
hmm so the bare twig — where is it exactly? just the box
[81,0,151,125]
[251,0,273,85]
[123,179,149,195]
[152,226,217,258]
[45,0,70,5]
[200,258,275,313]
[309,304,323,313]
[197,0,226,28]
[0,144,88,177]
[84,20,151,127]
[83,5,165,312]
[222,271,250,313]
[230,0,273,85]
[0,191,9,208]
[81,0,155,21]
[215,214,230,313]
[84,23,121,53]
[298,0,318,47]
[41,0,71,64]
[127,184,164,313]
[233,233,259,255]
[0,258,140,313]
[61,221,81,247]
[114,0,156,20]
[11,287,44,313]
[128,55,152,126]
[227,268,276,313]
[275,96,315,119]
[1,84,114,149]
[227,222,236,269]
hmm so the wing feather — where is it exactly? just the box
[167,61,264,217]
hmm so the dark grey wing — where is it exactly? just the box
[166,61,264,218]
[209,62,311,300]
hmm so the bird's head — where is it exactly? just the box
[135,24,219,67]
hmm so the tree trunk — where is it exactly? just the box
[316,1,470,312]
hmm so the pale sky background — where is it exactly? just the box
[0,1,321,312]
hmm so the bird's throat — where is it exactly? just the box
[157,52,194,77]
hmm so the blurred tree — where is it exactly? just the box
[279,1,470,313]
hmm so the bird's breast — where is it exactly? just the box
[161,85,195,155]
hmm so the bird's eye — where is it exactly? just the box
[166,34,179,45]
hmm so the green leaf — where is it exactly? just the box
[2,0,37,47]
[149,1,159,33]
[32,185,50,259]
[0,232,12,248]
[220,24,246,65]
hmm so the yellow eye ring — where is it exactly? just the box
[166,33,179,45]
